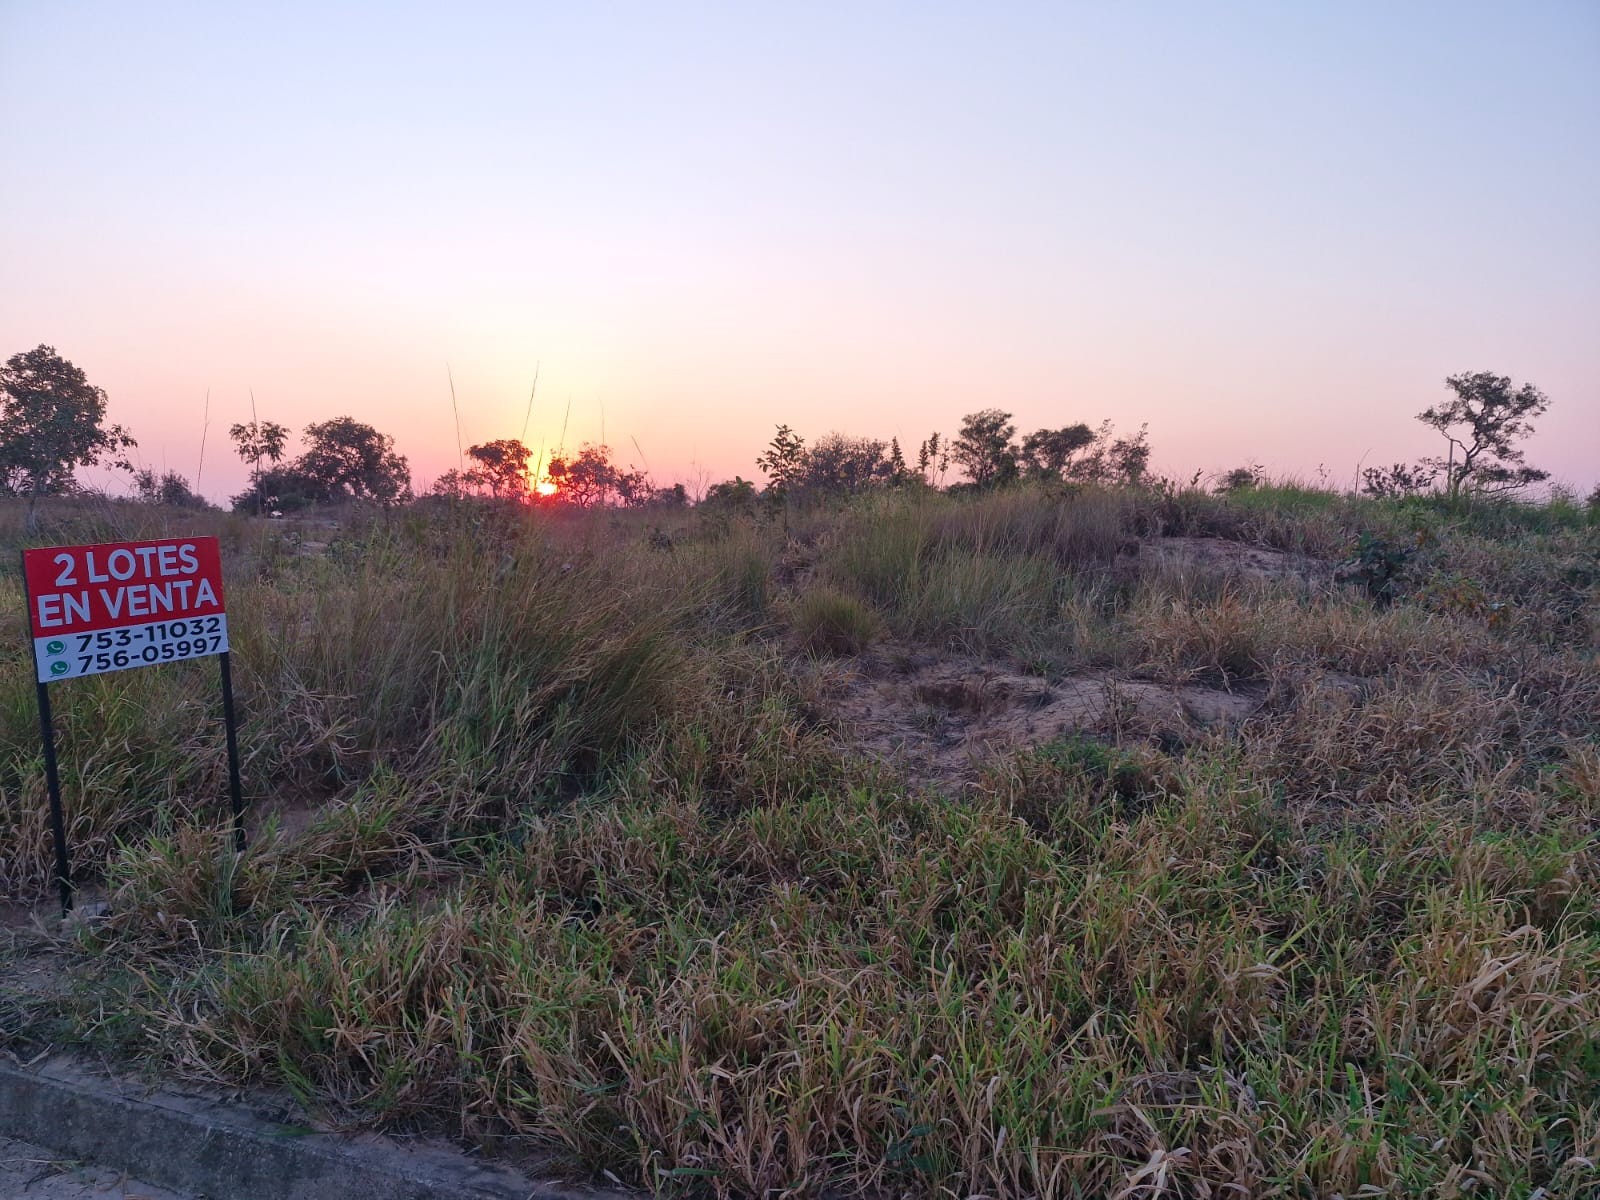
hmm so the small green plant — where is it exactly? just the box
[1341,531,1414,605]
[1035,733,1161,802]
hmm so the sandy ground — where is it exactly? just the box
[791,534,1330,788]
[813,647,1261,786]
[1134,535,1329,584]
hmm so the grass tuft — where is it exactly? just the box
[789,586,881,655]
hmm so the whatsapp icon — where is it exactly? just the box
[46,639,65,655]
[50,660,69,676]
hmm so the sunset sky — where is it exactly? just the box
[2,1,1595,502]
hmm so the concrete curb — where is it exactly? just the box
[0,1058,628,1200]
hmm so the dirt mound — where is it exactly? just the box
[1131,536,1327,584]
[811,648,1259,787]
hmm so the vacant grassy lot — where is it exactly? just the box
[3,485,1597,1198]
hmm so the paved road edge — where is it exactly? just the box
[0,1058,624,1200]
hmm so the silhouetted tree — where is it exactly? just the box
[296,416,411,504]
[1418,372,1550,504]
[547,443,648,508]
[886,437,912,485]
[1020,424,1096,480]
[134,468,212,509]
[701,476,758,513]
[425,469,472,500]
[756,424,808,492]
[229,465,322,513]
[1070,421,1151,485]
[466,438,534,499]
[228,418,290,514]
[0,344,136,531]
[1215,464,1262,494]
[800,433,892,495]
[952,409,1019,488]
[650,482,689,508]
[916,432,949,486]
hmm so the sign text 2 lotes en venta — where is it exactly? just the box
[23,537,229,681]
[21,536,242,914]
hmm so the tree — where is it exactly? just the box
[650,482,689,508]
[0,345,136,530]
[546,443,648,508]
[952,409,1019,488]
[799,433,892,496]
[295,416,411,504]
[1418,372,1550,504]
[886,437,912,486]
[465,438,534,499]
[134,468,212,509]
[701,476,758,513]
[425,468,473,500]
[916,432,949,486]
[755,425,808,492]
[1020,424,1096,480]
[228,418,291,515]
[230,465,322,514]
[1069,421,1151,485]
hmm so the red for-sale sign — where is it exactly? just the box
[22,536,229,683]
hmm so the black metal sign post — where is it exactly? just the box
[29,673,244,916]
[20,554,73,915]
[219,651,245,853]
[33,678,73,914]
[20,537,241,917]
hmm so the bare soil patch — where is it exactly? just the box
[1128,536,1329,584]
[810,646,1260,787]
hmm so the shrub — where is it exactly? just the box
[1340,531,1415,605]
[1361,460,1437,498]
[133,468,213,510]
[1215,465,1261,494]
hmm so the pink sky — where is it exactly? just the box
[3,3,1595,503]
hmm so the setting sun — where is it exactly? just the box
[534,480,559,497]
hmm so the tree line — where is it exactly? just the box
[0,344,1571,522]
[750,412,1152,500]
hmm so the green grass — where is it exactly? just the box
[2,486,1597,1198]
